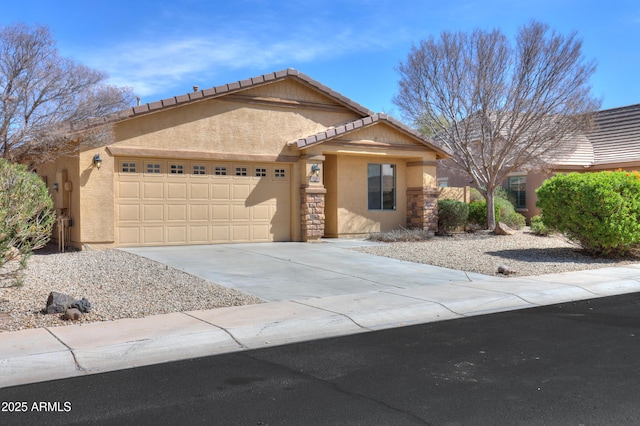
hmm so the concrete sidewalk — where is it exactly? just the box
[3,241,640,388]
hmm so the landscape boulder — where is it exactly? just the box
[45,292,92,314]
[64,308,82,321]
[494,222,515,236]
[497,264,517,275]
[46,292,75,314]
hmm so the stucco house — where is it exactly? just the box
[37,69,449,249]
[437,103,640,221]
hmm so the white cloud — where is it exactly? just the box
[80,23,405,99]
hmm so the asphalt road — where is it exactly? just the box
[3,293,640,425]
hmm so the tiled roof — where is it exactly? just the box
[289,113,451,158]
[120,68,374,119]
[588,103,640,166]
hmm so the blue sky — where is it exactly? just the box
[3,0,639,117]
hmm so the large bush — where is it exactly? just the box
[467,191,526,230]
[0,159,55,283]
[536,171,640,255]
[437,199,469,234]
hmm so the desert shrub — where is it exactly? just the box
[469,187,485,202]
[495,196,526,230]
[530,215,550,236]
[367,228,434,242]
[467,191,526,230]
[0,159,55,284]
[437,199,469,234]
[536,171,640,256]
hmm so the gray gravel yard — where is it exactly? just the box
[1,229,638,332]
[355,229,639,276]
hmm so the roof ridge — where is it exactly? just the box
[124,68,373,119]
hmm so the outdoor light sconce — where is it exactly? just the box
[52,183,59,192]
[310,163,321,183]
[93,154,103,170]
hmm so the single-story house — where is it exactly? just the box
[37,69,450,248]
[437,103,640,221]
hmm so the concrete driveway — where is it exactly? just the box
[122,240,491,301]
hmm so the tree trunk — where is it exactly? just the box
[486,187,496,230]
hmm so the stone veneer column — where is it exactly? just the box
[406,187,439,232]
[300,186,327,241]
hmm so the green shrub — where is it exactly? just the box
[495,196,526,230]
[530,215,550,236]
[0,159,55,284]
[469,187,485,202]
[468,200,492,228]
[437,199,469,234]
[536,171,640,256]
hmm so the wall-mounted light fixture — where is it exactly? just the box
[52,183,59,192]
[93,154,103,170]
[311,164,320,175]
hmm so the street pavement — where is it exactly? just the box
[3,239,640,389]
[2,292,640,425]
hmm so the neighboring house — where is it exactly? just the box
[36,69,449,248]
[437,103,640,221]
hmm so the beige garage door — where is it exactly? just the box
[115,159,291,246]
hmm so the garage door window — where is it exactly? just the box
[146,163,161,174]
[170,164,184,174]
[274,168,286,179]
[368,163,396,210]
[255,167,267,177]
[214,166,227,176]
[193,165,206,175]
[121,162,137,173]
[235,167,248,176]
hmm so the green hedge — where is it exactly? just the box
[0,159,55,282]
[437,199,469,234]
[536,171,640,255]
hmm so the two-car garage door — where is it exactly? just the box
[115,159,291,246]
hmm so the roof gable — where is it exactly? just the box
[288,113,450,159]
[118,69,373,121]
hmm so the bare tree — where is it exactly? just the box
[0,23,135,166]
[394,21,600,229]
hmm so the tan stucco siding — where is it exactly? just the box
[79,147,115,244]
[240,79,344,105]
[114,82,362,158]
[331,155,408,236]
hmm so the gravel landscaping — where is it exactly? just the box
[355,229,640,276]
[1,229,638,332]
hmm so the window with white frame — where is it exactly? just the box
[192,165,206,175]
[274,168,286,179]
[214,166,227,176]
[235,167,248,176]
[255,167,267,177]
[368,163,396,210]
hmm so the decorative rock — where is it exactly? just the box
[498,264,517,275]
[494,222,515,236]
[46,292,75,314]
[64,308,82,321]
[70,297,92,313]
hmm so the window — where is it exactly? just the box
[193,165,206,175]
[274,169,286,179]
[368,163,396,210]
[235,167,247,176]
[214,166,227,176]
[122,162,136,173]
[255,168,267,177]
[146,163,161,174]
[437,177,449,188]
[170,164,184,174]
[508,175,526,209]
